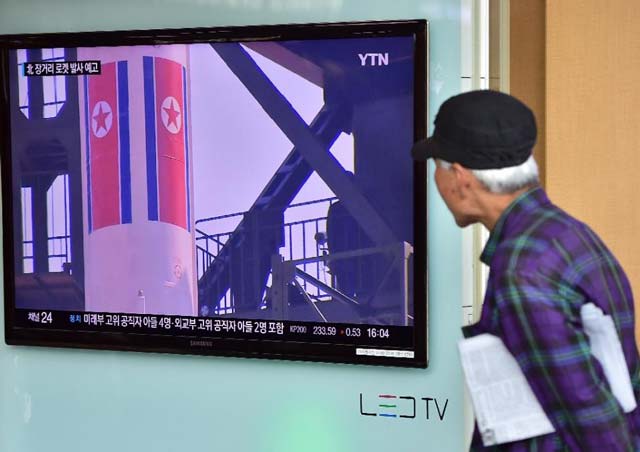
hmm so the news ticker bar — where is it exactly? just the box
[13,309,414,348]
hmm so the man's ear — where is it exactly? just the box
[451,163,474,198]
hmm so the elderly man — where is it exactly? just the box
[412,90,640,451]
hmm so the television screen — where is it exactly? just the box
[1,20,428,367]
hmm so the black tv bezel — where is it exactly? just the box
[0,19,429,368]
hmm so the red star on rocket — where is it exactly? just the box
[93,103,111,135]
[163,98,181,130]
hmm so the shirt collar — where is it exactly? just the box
[479,186,550,266]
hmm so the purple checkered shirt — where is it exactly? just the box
[463,187,640,451]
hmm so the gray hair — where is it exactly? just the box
[437,155,539,194]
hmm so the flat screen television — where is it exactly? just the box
[0,20,428,367]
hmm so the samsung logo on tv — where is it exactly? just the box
[190,340,214,348]
[358,52,389,67]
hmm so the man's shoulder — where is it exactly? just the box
[495,203,597,274]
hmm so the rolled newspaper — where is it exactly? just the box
[580,302,637,413]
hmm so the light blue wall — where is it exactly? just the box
[0,1,464,451]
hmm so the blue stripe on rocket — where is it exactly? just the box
[117,61,132,224]
[83,75,93,233]
[143,56,159,222]
[182,66,191,232]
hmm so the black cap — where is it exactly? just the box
[411,90,537,169]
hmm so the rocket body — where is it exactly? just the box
[78,45,197,315]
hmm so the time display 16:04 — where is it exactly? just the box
[366,327,390,339]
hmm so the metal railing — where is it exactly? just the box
[22,234,72,274]
[195,197,338,314]
[271,242,413,325]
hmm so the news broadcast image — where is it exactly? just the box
[10,37,416,330]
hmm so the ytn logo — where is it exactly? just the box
[359,393,449,420]
[358,53,389,67]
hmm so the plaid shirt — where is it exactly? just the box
[463,187,640,451]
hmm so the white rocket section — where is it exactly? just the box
[78,45,197,316]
